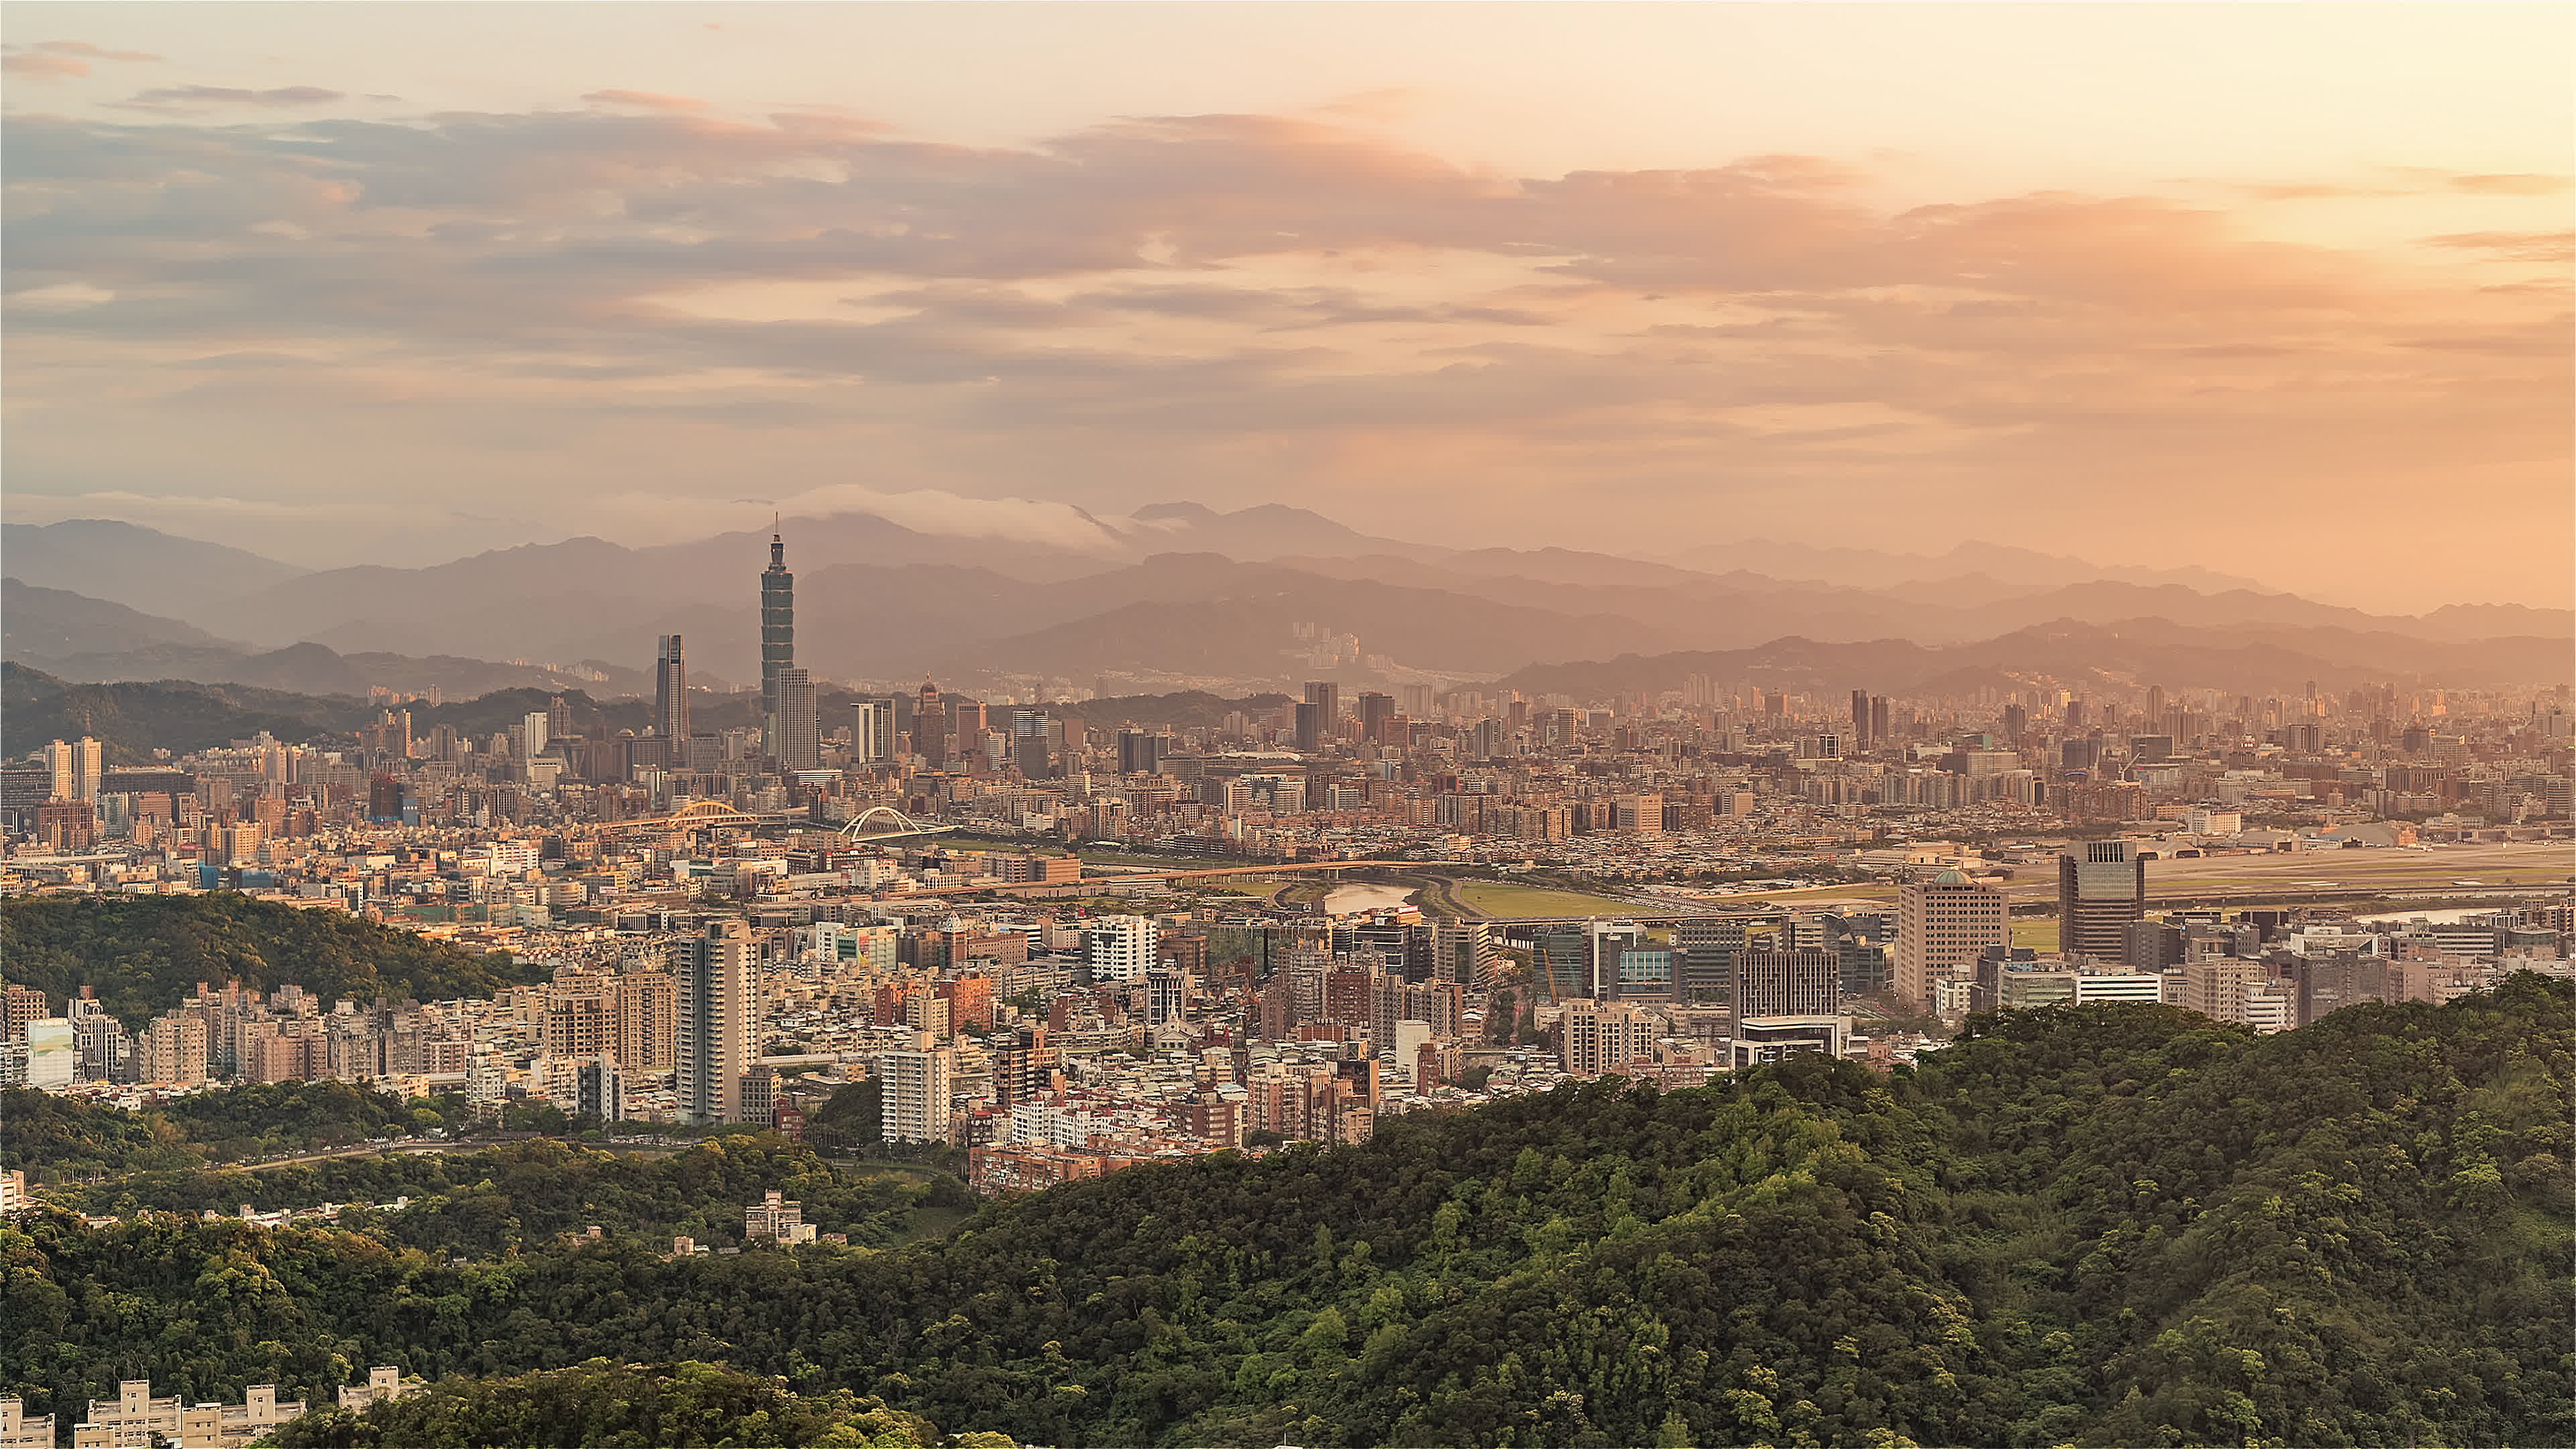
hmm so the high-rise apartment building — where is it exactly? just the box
[654,635,689,743]
[851,698,895,763]
[1085,916,1157,983]
[42,737,103,802]
[877,1034,956,1144]
[1895,870,2008,1010]
[1560,998,1658,1077]
[2060,841,2148,962]
[761,531,795,765]
[674,920,757,1126]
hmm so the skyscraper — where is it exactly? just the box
[1356,692,1396,743]
[775,667,820,771]
[674,920,757,1126]
[2060,841,2148,963]
[1303,682,1340,737]
[1850,688,1871,750]
[915,679,949,769]
[655,635,689,743]
[761,530,794,765]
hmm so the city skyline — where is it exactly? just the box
[3,3,2569,610]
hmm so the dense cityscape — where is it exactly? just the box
[2,6,2569,1448]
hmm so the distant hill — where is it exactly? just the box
[0,892,548,1030]
[0,578,241,661]
[21,506,2563,689]
[1493,617,2576,698]
[0,519,307,619]
[0,662,366,762]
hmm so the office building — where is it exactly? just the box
[2061,841,2148,962]
[1356,692,1397,743]
[654,635,689,742]
[1676,918,1745,1008]
[1729,1015,1850,1069]
[761,530,795,765]
[1116,729,1167,776]
[775,667,820,772]
[916,679,949,769]
[1895,871,2008,1011]
[674,920,757,1126]
[1735,948,1841,1018]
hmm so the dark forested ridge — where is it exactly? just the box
[0,893,543,1029]
[3,979,2567,1448]
[0,1081,429,1179]
[44,1135,956,1258]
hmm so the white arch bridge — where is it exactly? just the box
[838,806,957,844]
[594,799,955,842]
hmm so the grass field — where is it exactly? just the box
[2010,917,2062,953]
[1451,881,1650,918]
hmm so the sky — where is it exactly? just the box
[3,2,2569,612]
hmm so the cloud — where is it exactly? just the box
[2447,173,2573,195]
[29,40,162,60]
[0,40,160,77]
[2422,230,2576,264]
[3,53,91,79]
[119,85,346,110]
[0,101,2563,604]
[5,282,115,311]
[582,89,710,113]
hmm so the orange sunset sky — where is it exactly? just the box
[3,3,2568,612]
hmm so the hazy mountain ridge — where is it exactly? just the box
[1495,617,2576,698]
[8,511,2566,692]
[1,519,309,620]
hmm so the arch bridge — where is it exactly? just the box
[839,806,957,843]
[596,800,775,836]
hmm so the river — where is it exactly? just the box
[1323,881,1418,915]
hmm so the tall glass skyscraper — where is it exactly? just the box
[761,531,794,765]
[655,634,688,743]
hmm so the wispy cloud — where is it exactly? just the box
[117,85,346,111]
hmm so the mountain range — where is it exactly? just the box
[5,506,2568,698]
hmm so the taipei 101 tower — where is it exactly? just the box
[761,526,794,764]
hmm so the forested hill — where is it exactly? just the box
[0,894,543,1028]
[4,979,2568,1448]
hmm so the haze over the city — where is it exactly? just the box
[4,2,2569,613]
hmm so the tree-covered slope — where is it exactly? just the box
[0,893,544,1028]
[2,980,2566,1448]
[0,1081,426,1179]
[268,1359,953,1449]
[44,1135,960,1259]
